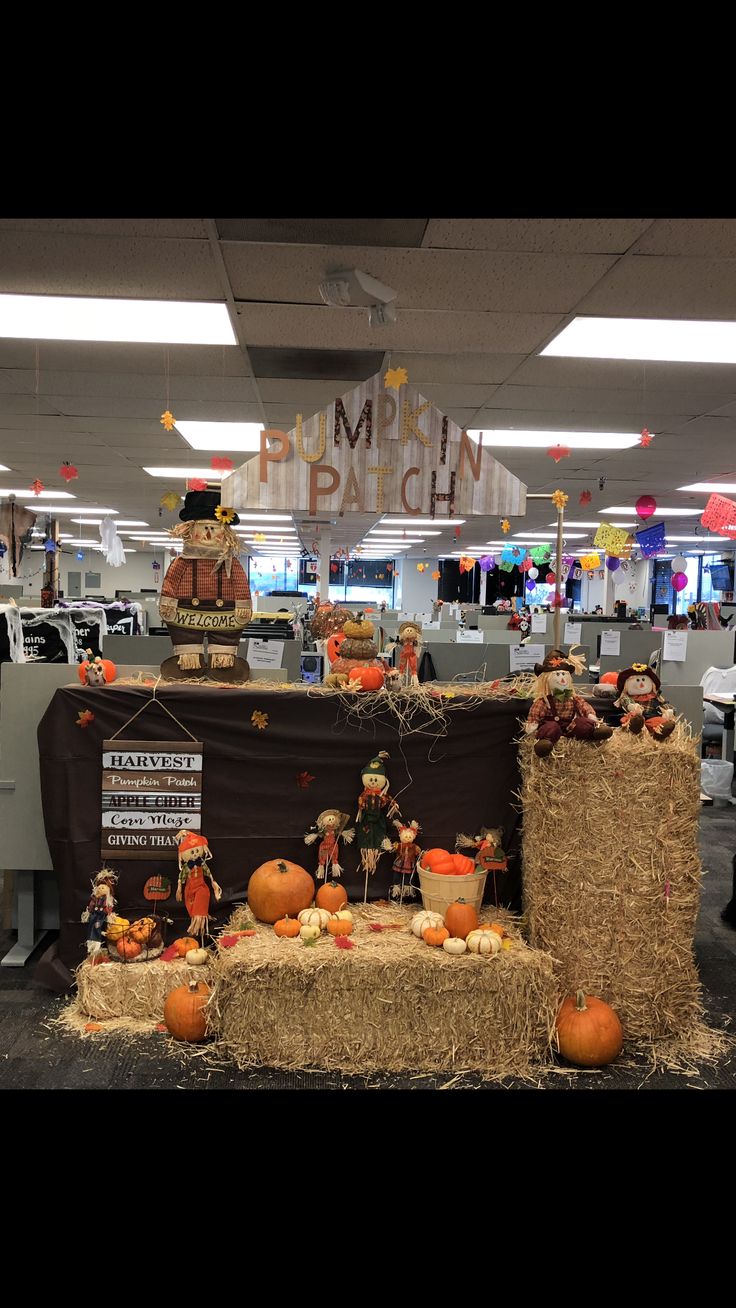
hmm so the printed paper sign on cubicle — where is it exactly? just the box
[101,740,203,859]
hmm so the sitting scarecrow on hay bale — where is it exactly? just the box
[614,663,676,740]
[525,647,612,758]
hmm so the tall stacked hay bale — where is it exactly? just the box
[520,724,703,1040]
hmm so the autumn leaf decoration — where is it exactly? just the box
[551,489,568,510]
[160,410,176,431]
[639,428,654,447]
[334,935,355,949]
[211,456,234,473]
[189,478,208,492]
[579,490,592,506]
[251,710,269,730]
[500,519,510,534]
[29,479,44,496]
[59,462,78,482]
[384,366,408,389]
[296,771,315,789]
[76,709,95,728]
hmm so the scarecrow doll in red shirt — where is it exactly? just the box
[614,663,676,740]
[175,829,222,940]
[303,809,355,881]
[159,489,252,680]
[526,648,612,757]
[397,620,422,687]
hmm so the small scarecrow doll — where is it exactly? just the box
[355,752,399,896]
[526,647,613,757]
[304,809,355,881]
[396,619,422,687]
[159,489,252,677]
[456,826,508,874]
[81,868,118,957]
[614,663,676,740]
[175,829,222,940]
[390,818,422,903]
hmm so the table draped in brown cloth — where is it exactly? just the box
[37,684,528,987]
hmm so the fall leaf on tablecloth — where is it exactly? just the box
[211,456,234,472]
[500,519,510,533]
[297,771,316,789]
[160,943,179,962]
[551,489,568,510]
[160,410,176,431]
[251,710,269,730]
[29,478,44,496]
[384,366,408,389]
[76,709,95,728]
[155,1023,168,1032]
[160,491,181,512]
[334,935,355,949]
[189,477,207,491]
[59,462,78,482]
[579,490,592,506]
[639,428,654,447]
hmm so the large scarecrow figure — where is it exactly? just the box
[355,751,399,889]
[159,490,252,680]
[175,829,222,940]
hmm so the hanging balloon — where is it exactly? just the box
[605,556,620,571]
[672,571,688,592]
[635,494,657,520]
[671,555,688,573]
[546,572,556,584]
[526,579,536,591]
[613,567,629,587]
[528,567,538,580]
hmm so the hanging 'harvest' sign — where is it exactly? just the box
[222,372,526,519]
[101,740,203,860]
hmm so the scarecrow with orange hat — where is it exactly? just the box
[175,828,222,939]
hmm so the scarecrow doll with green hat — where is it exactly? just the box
[159,488,252,680]
[355,751,399,898]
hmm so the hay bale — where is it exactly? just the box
[207,904,560,1078]
[76,957,213,1021]
[520,724,703,1039]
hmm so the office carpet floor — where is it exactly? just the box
[1,808,734,1091]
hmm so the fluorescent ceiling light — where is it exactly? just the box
[666,535,731,543]
[175,421,263,451]
[542,316,736,364]
[380,518,466,527]
[236,515,293,523]
[678,482,736,493]
[71,518,149,527]
[368,530,439,537]
[25,505,118,515]
[547,520,636,529]
[603,506,696,517]
[0,294,236,346]
[0,488,75,499]
[514,532,587,540]
[0,464,11,472]
[236,524,299,534]
[467,430,639,450]
[143,467,223,480]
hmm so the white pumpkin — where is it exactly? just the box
[185,948,208,966]
[411,909,444,939]
[298,908,330,930]
[467,929,501,956]
[332,909,353,923]
[299,924,320,941]
[442,937,467,956]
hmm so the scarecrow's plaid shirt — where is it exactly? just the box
[161,557,251,604]
[528,693,596,726]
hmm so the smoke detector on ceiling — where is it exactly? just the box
[319,268,398,327]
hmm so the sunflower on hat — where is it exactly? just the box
[215,505,236,524]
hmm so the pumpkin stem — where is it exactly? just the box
[277,861,288,874]
[188,980,199,993]
[575,990,588,1012]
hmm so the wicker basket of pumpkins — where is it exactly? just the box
[105,915,165,963]
[416,848,487,916]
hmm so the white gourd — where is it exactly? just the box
[299,924,320,941]
[298,908,330,929]
[442,937,467,955]
[466,930,501,956]
[411,910,445,939]
[333,909,353,922]
[185,948,208,966]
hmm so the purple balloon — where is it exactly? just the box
[605,556,620,572]
[526,579,536,591]
[672,571,688,592]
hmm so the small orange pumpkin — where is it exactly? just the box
[116,937,142,960]
[163,979,211,1042]
[327,631,347,664]
[348,665,385,691]
[274,916,300,938]
[174,936,200,957]
[451,853,476,877]
[444,898,479,939]
[316,880,348,913]
[327,917,354,937]
[423,926,450,948]
[489,923,507,938]
[421,848,456,876]
[556,990,624,1067]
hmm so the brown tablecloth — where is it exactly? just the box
[37,683,528,985]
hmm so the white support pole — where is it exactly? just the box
[319,529,332,602]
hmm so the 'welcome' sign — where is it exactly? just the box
[101,740,203,860]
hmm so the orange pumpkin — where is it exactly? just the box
[327,917,354,937]
[129,917,157,944]
[348,665,385,691]
[444,898,479,939]
[78,656,117,685]
[116,937,142,960]
[247,859,315,924]
[423,926,450,947]
[174,936,200,957]
[556,990,624,1067]
[451,853,476,877]
[600,671,619,686]
[274,916,301,938]
[421,848,456,876]
[316,880,348,913]
[489,923,507,938]
[327,631,347,664]
[163,979,211,1042]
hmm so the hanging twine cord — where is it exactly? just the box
[107,676,200,742]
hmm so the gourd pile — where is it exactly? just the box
[274,907,355,941]
[411,903,515,957]
[103,915,163,962]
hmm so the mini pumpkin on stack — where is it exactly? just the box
[330,611,385,679]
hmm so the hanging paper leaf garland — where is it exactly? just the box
[579,490,592,506]
[594,522,632,557]
[211,456,234,473]
[701,492,736,538]
[500,519,510,534]
[59,462,78,482]
[639,428,654,447]
[29,479,44,496]
[189,477,208,492]
[431,569,441,580]
[547,444,570,464]
[160,410,176,431]
[551,489,568,510]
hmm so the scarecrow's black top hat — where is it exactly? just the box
[179,489,240,525]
